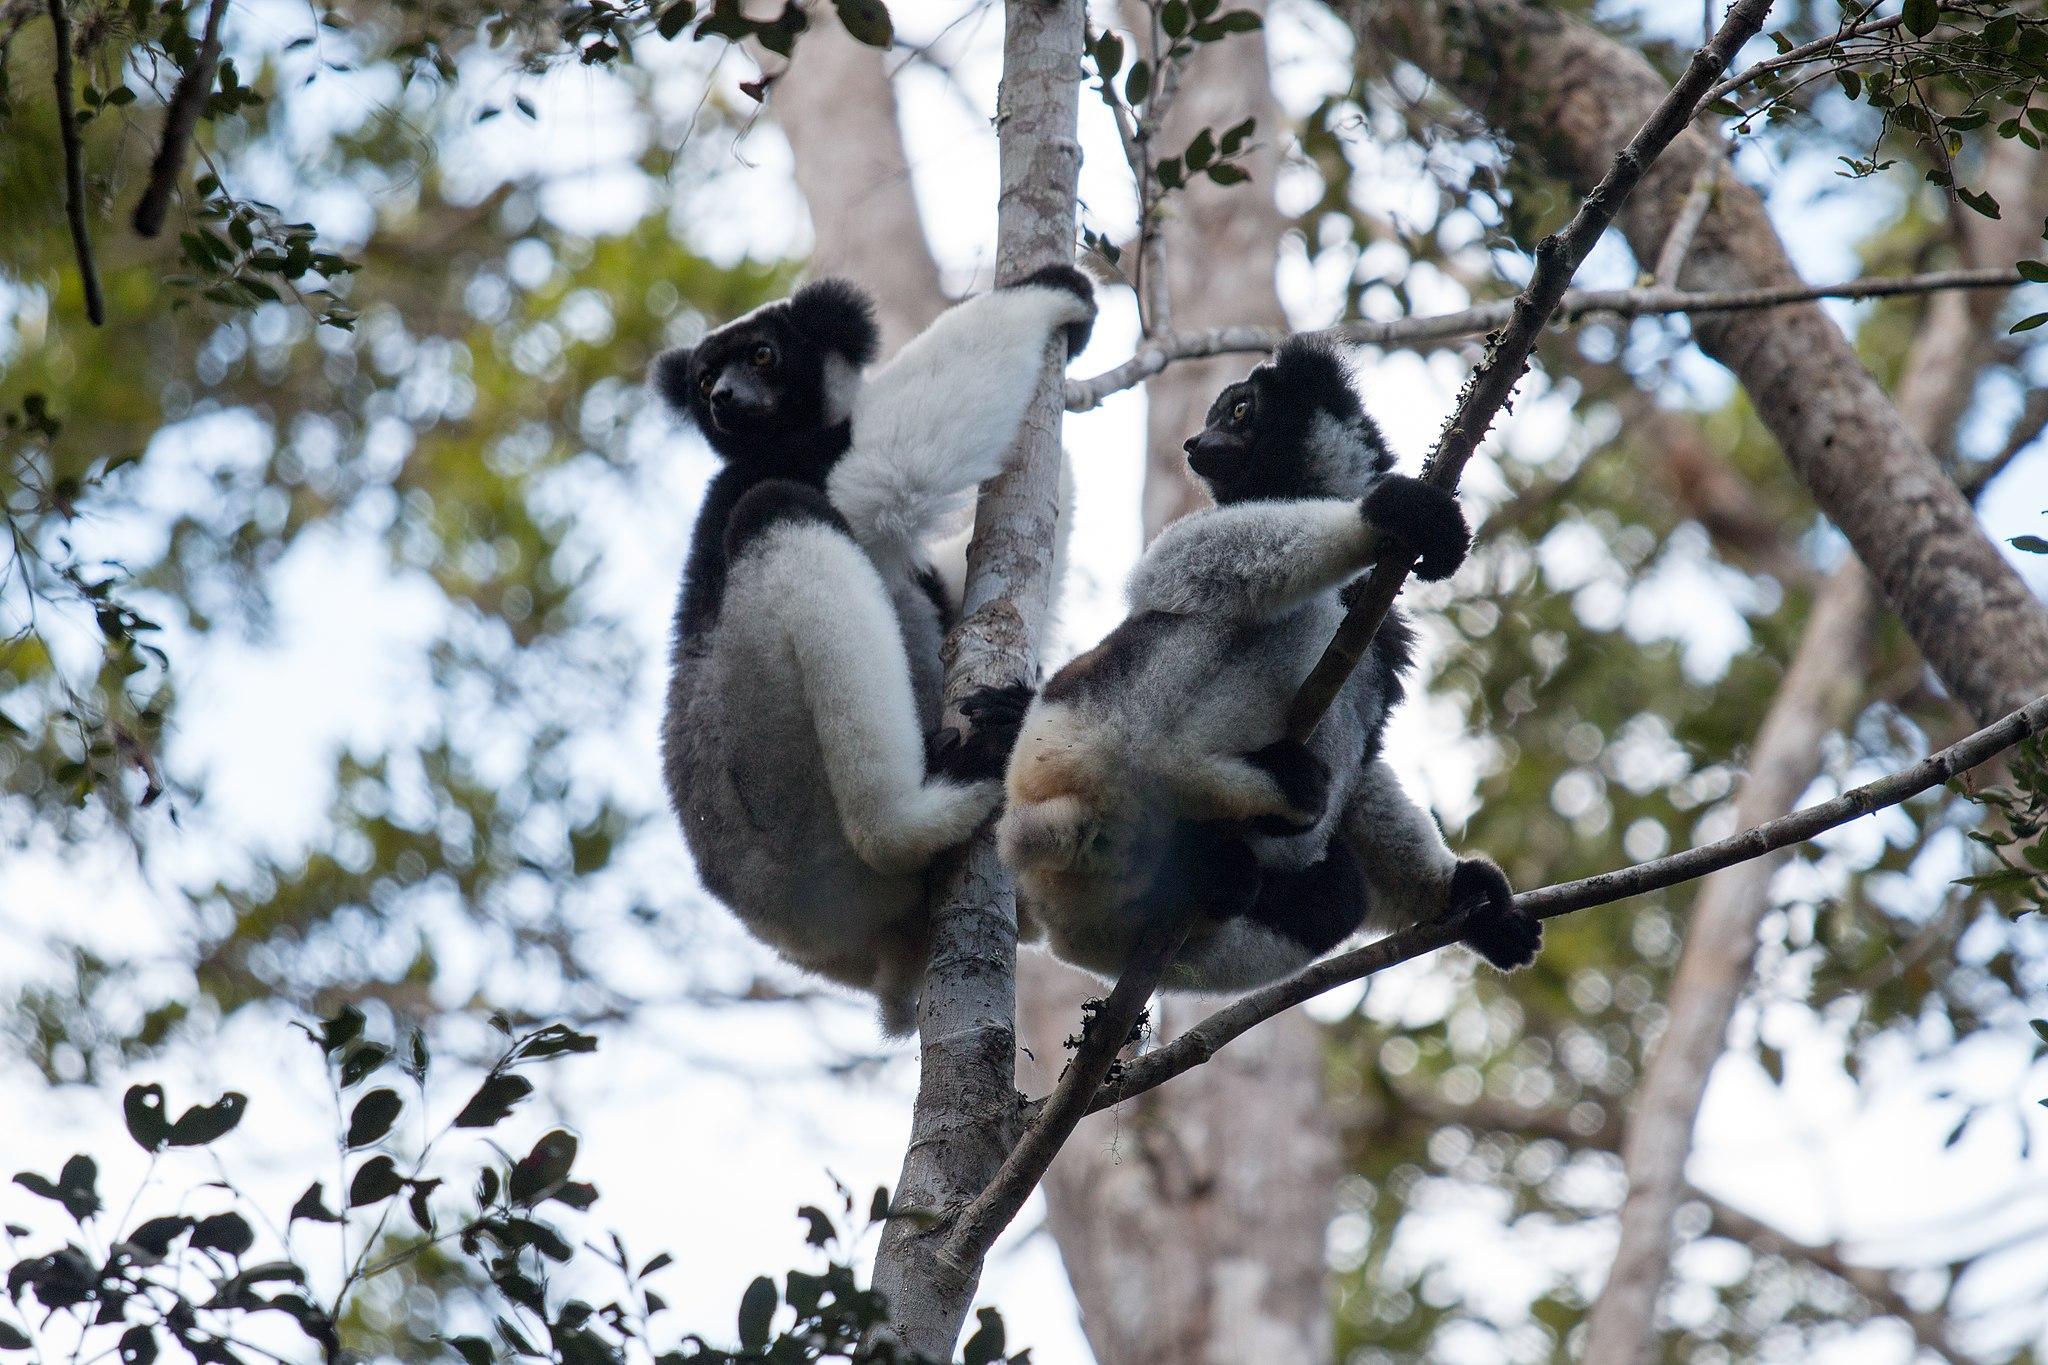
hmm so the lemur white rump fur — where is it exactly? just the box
[997,337,1540,991]
[657,269,1096,1035]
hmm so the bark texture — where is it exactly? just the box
[1021,975,1339,1365]
[1015,6,1341,1360]
[1351,0,2048,723]
[1580,132,2048,1365]
[865,0,1086,1350]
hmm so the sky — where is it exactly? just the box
[4,0,2048,1360]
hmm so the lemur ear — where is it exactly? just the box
[651,345,699,422]
[1267,335,1362,420]
[787,278,881,368]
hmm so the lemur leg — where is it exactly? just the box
[1342,759,1541,969]
[1151,738,1329,833]
[1237,836,1371,958]
[1126,499,1383,622]
[738,487,1003,877]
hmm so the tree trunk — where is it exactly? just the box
[1349,0,2048,723]
[1579,131,2048,1365]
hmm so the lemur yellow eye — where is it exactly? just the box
[1231,400,1249,421]
[751,345,776,368]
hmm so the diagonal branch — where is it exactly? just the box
[1063,266,2026,410]
[132,0,230,237]
[47,0,104,326]
[942,0,1776,1263]
[1080,690,2048,1116]
[1283,0,1776,742]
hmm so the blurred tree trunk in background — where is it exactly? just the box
[1017,4,1341,1360]
[1583,132,2048,1364]
[773,12,1339,1359]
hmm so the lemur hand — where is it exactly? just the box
[1362,475,1471,582]
[1447,855,1542,970]
[1007,264,1098,358]
[929,681,1036,783]
[1241,738,1331,836]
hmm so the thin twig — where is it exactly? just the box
[1283,0,1778,742]
[1963,386,2048,499]
[1064,267,2025,410]
[1698,12,1904,111]
[1653,162,1718,286]
[132,0,230,237]
[46,0,104,325]
[1079,691,2048,1116]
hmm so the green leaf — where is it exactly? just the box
[316,1006,365,1055]
[1205,163,1249,186]
[1956,186,2001,219]
[340,1043,391,1087]
[2011,535,2048,555]
[1092,31,1123,80]
[737,1276,777,1351]
[190,1212,254,1256]
[1124,60,1151,106]
[1161,0,1189,37]
[0,1321,32,1350]
[347,1088,403,1149]
[444,1337,493,1365]
[1184,128,1216,170]
[2017,260,2048,283]
[2030,1019,2048,1045]
[1219,117,1255,155]
[830,0,891,47]
[797,1205,834,1247]
[349,1155,404,1207]
[167,1092,247,1147]
[2011,312,2048,334]
[509,1130,578,1205]
[1904,0,1939,37]
[453,1073,533,1128]
[124,1084,170,1152]
[1210,9,1261,32]
[289,1183,342,1224]
[1955,867,2036,891]
[962,1308,1007,1365]
[655,0,694,38]
[515,1024,598,1060]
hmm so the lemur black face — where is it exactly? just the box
[651,278,881,466]
[1182,336,1372,504]
[689,319,821,445]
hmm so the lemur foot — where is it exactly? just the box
[1242,739,1331,836]
[1008,264,1098,357]
[1448,855,1541,970]
[928,681,1036,782]
[1363,475,1471,582]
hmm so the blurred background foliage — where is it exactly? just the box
[4,0,2048,1357]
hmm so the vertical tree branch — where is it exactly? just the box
[132,0,230,238]
[868,0,1085,1350]
[47,0,105,325]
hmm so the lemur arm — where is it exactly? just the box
[1126,499,1382,622]
[1339,760,1458,933]
[828,281,1095,555]
[772,523,1000,876]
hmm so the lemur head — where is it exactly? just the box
[1182,336,1396,503]
[652,279,880,463]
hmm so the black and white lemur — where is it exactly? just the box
[997,337,1541,990]
[656,269,1096,1034]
